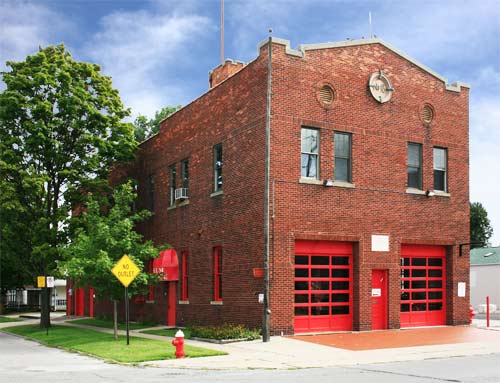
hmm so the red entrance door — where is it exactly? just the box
[75,288,84,316]
[371,269,388,330]
[167,282,176,326]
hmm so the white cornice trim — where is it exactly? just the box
[258,37,470,93]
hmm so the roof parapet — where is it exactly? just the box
[258,37,470,93]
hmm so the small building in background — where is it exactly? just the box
[470,247,500,313]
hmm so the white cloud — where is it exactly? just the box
[0,1,70,73]
[83,8,213,118]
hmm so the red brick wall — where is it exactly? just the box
[106,39,469,334]
[268,41,469,334]
[111,53,269,329]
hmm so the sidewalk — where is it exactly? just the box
[2,315,500,370]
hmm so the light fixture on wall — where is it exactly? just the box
[323,179,334,187]
[458,242,485,257]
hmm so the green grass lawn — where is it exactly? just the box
[0,316,22,323]
[68,318,153,330]
[1,325,225,362]
[141,328,192,338]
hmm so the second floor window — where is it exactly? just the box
[334,132,352,182]
[213,143,223,192]
[169,164,176,207]
[301,127,319,179]
[407,143,422,189]
[433,147,447,192]
[148,174,155,211]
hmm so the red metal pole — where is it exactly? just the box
[486,296,490,328]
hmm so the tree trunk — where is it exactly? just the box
[40,287,50,329]
[113,299,118,341]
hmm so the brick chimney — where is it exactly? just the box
[209,59,245,88]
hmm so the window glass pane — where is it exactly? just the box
[311,294,329,303]
[434,170,446,191]
[402,280,410,289]
[433,148,446,170]
[294,307,309,316]
[214,144,222,191]
[181,159,189,189]
[412,258,426,266]
[412,269,426,278]
[294,269,308,278]
[301,128,319,153]
[412,303,426,311]
[311,281,329,290]
[429,302,443,311]
[408,144,421,167]
[401,258,410,266]
[401,304,410,312]
[331,269,349,278]
[411,281,426,289]
[428,291,442,300]
[332,257,349,265]
[311,306,329,315]
[311,269,329,278]
[428,269,442,277]
[408,167,421,189]
[331,306,349,315]
[402,269,410,278]
[428,258,443,266]
[295,256,308,265]
[294,294,309,303]
[412,292,426,300]
[334,133,350,157]
[428,280,442,288]
[332,281,349,290]
[295,281,308,290]
[301,154,318,178]
[334,158,349,181]
[401,292,410,300]
[332,293,349,302]
[312,256,329,265]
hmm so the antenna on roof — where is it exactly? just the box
[369,11,373,39]
[220,0,224,64]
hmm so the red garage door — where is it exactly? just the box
[400,245,446,328]
[294,241,353,333]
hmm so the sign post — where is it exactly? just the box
[111,255,140,345]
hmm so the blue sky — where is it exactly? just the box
[1,0,499,246]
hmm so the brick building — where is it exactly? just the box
[89,37,470,334]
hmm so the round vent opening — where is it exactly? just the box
[421,105,434,124]
[319,85,334,105]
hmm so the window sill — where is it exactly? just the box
[333,181,355,189]
[406,188,425,195]
[210,300,223,305]
[210,190,223,198]
[145,300,155,304]
[299,177,323,185]
[433,190,451,197]
[167,205,176,211]
[177,199,190,207]
[178,300,190,305]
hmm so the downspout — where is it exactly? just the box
[263,30,272,343]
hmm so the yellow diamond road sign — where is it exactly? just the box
[111,255,141,287]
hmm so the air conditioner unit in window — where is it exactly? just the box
[174,188,189,200]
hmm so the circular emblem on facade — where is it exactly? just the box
[368,70,394,103]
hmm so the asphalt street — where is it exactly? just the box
[2,331,500,383]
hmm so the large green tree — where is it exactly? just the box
[470,202,493,247]
[133,105,181,142]
[0,45,136,323]
[61,182,165,339]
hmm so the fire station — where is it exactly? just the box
[68,36,471,334]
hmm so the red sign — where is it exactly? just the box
[153,249,179,281]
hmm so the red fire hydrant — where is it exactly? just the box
[469,304,475,324]
[171,329,185,359]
